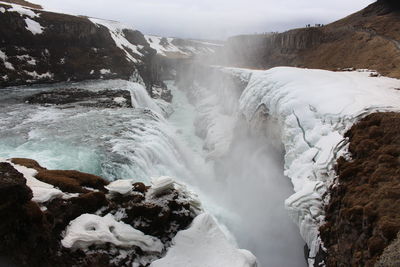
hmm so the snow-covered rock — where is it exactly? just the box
[150,213,257,267]
[105,179,135,195]
[61,213,163,252]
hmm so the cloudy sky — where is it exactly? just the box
[33,0,375,40]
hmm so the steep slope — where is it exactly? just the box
[321,112,400,267]
[220,0,400,78]
[0,1,162,90]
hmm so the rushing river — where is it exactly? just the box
[0,79,305,266]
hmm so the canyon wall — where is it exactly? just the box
[0,2,167,93]
[219,0,400,78]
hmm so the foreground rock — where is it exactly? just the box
[0,158,200,266]
[320,112,400,266]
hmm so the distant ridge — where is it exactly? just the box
[219,0,400,78]
[0,0,42,9]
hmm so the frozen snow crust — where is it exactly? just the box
[237,67,400,264]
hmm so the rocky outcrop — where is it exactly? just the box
[219,0,400,78]
[0,158,199,267]
[24,88,133,108]
[320,112,400,266]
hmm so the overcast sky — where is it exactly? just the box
[33,0,375,40]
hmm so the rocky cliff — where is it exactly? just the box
[220,0,400,78]
[0,1,167,94]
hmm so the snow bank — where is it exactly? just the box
[61,213,163,252]
[237,67,400,262]
[150,213,257,267]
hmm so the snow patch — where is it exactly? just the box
[24,70,54,79]
[100,68,111,75]
[113,97,127,105]
[61,213,163,252]
[24,17,44,35]
[150,213,257,267]
[7,3,39,18]
[4,61,14,70]
[17,54,36,65]
[0,50,15,70]
[0,50,6,61]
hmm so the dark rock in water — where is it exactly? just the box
[24,88,133,108]
[320,112,400,266]
[0,158,198,267]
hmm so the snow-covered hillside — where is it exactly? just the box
[145,35,221,58]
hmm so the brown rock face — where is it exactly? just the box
[320,112,400,267]
[219,1,400,78]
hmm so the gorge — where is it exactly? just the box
[1,1,400,267]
